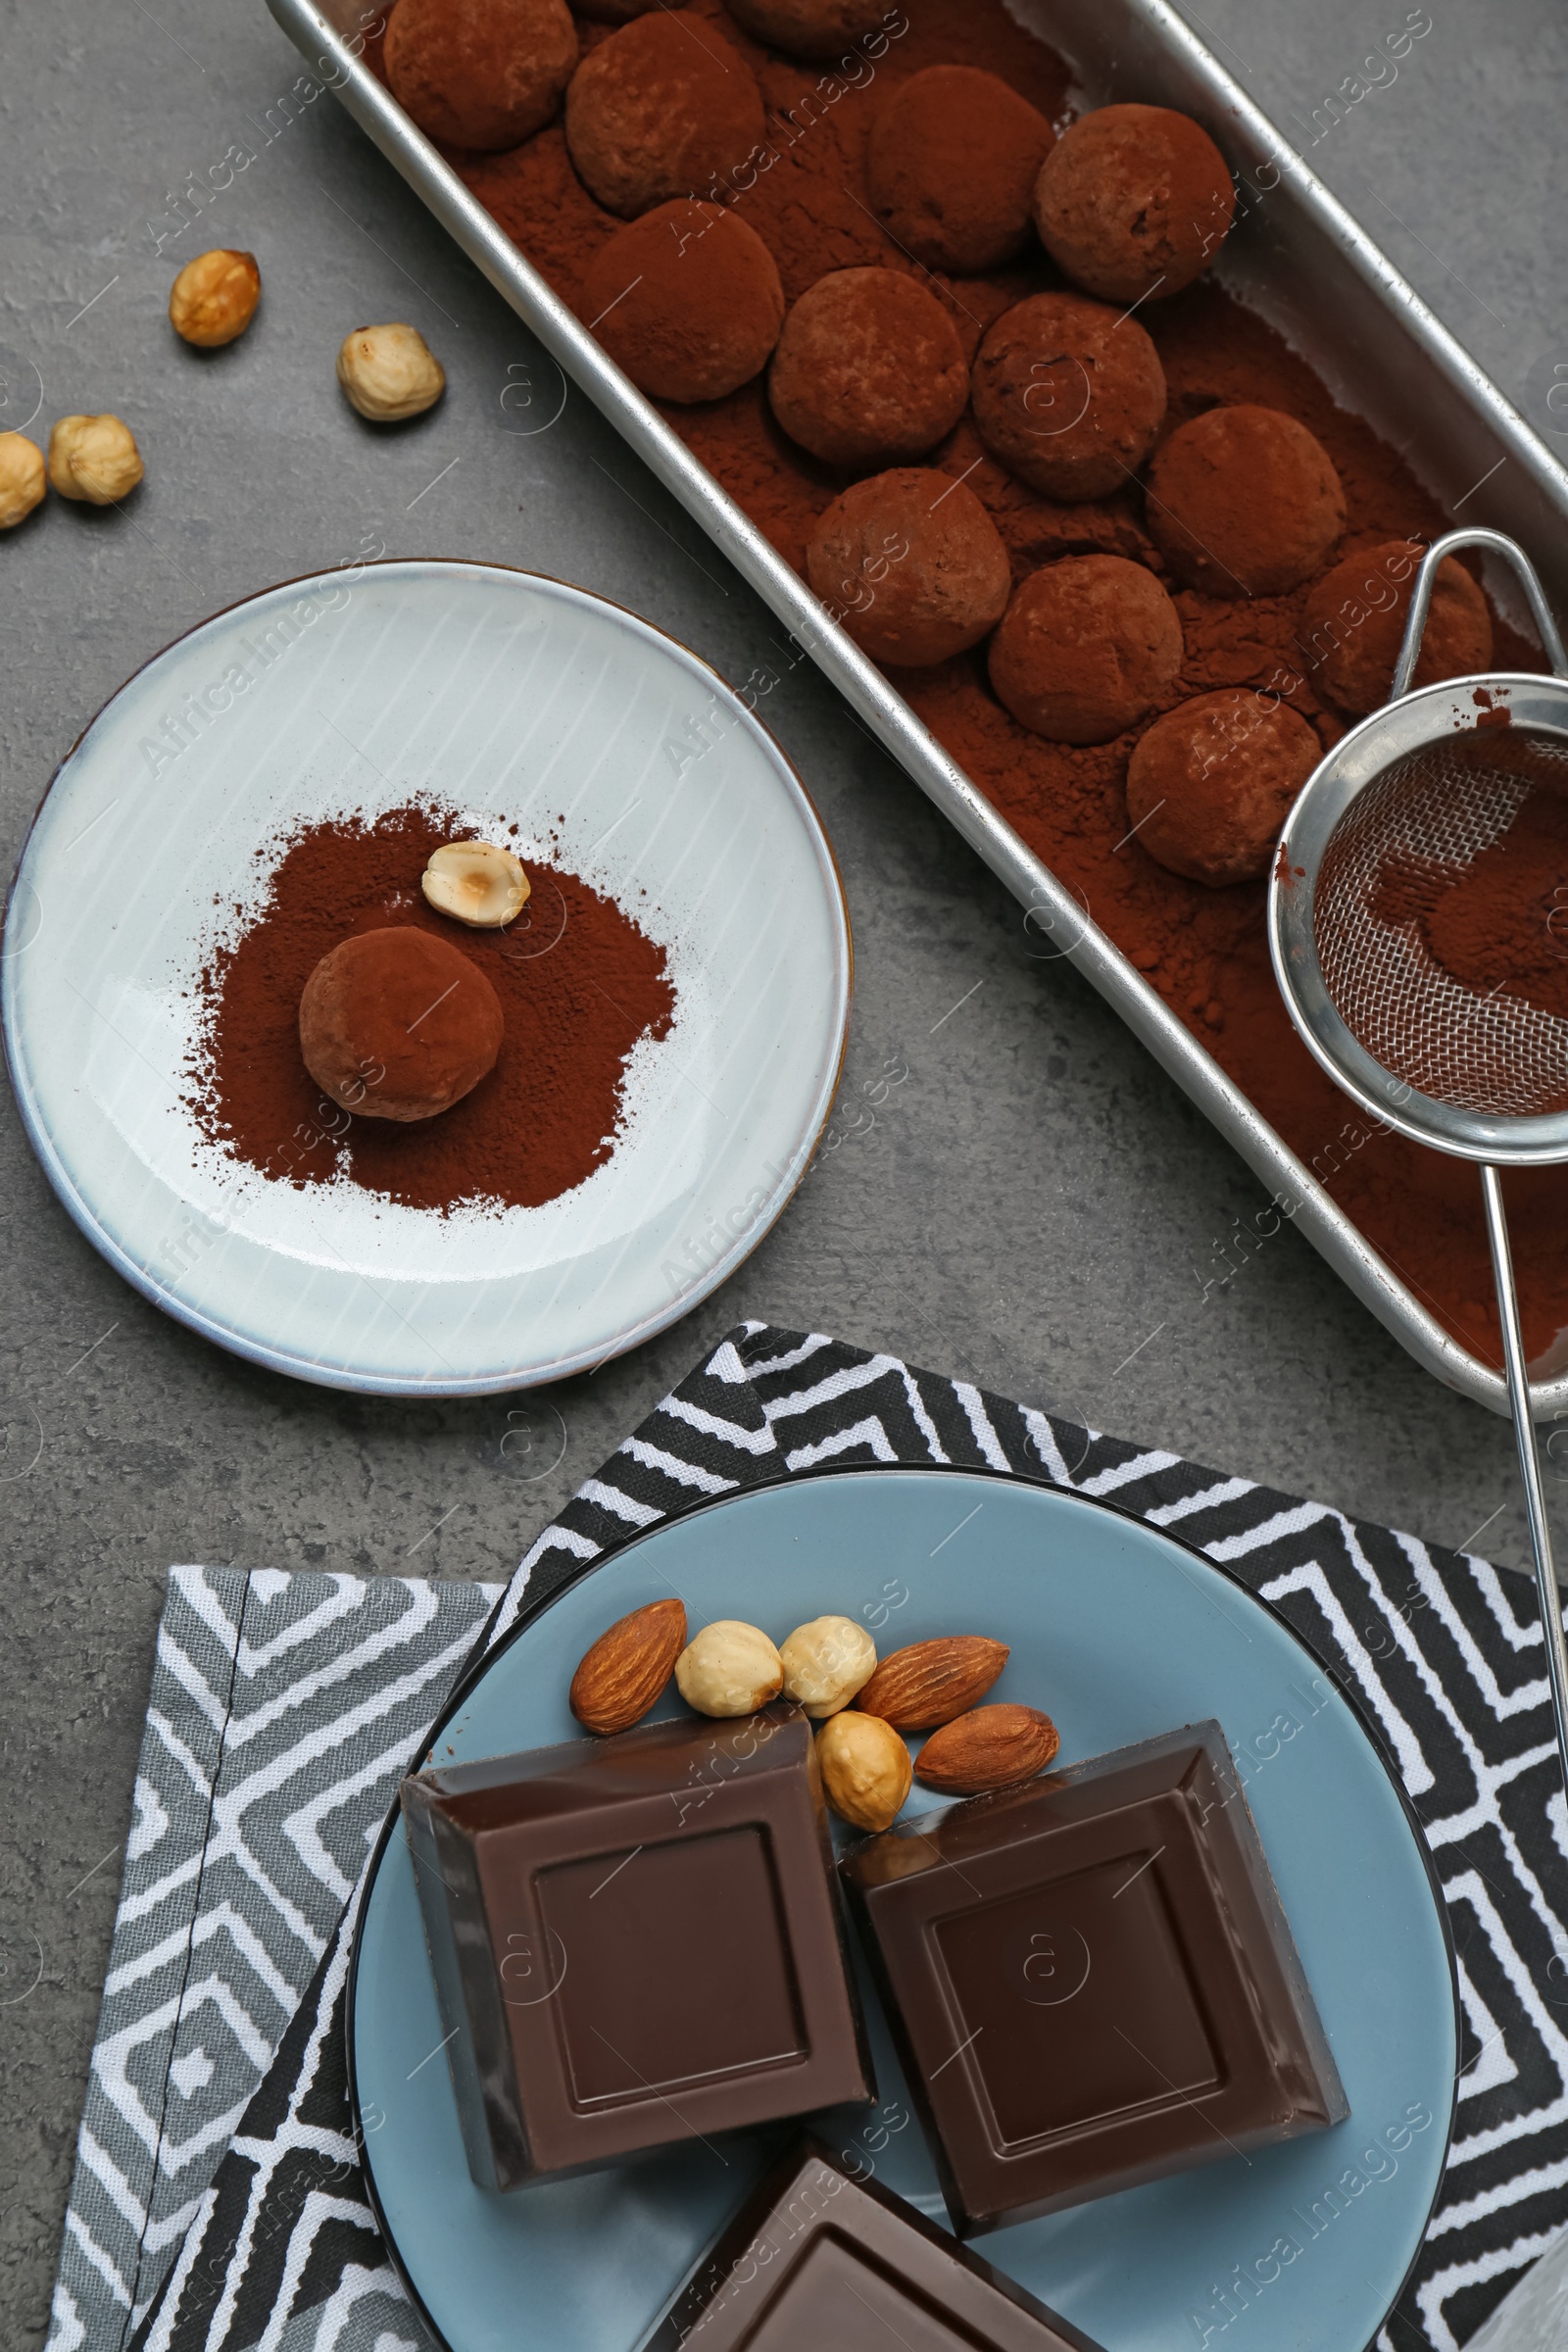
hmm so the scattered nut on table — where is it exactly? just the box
[170,248,262,347]
[0,432,46,528]
[422,840,531,928]
[816,1710,912,1832]
[779,1615,877,1718]
[336,322,446,420]
[47,415,145,504]
[675,1620,784,1717]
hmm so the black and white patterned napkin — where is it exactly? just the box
[51,1322,1568,2352]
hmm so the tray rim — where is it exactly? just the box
[0,556,853,1396]
[343,1458,1462,2352]
[269,0,1568,1422]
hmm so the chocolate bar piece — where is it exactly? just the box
[400,1705,873,2192]
[642,2137,1108,2349]
[842,1722,1348,2234]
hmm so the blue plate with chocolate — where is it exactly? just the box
[348,1468,1456,2352]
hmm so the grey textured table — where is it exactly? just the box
[3,1,1567,2339]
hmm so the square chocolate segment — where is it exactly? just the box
[401,1705,873,2192]
[642,2137,1108,2350]
[841,1722,1348,2234]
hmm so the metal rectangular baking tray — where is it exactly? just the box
[270,0,1568,1420]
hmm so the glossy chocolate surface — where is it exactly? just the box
[642,2138,1108,2350]
[842,1722,1348,2234]
[401,1706,873,2193]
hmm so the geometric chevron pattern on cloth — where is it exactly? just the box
[77,1321,1568,2351]
[46,1566,501,2352]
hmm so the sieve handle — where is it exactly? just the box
[1480,1165,1568,1802]
[1393,526,1568,699]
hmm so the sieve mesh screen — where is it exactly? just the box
[1314,729,1568,1118]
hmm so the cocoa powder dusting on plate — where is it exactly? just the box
[188,804,676,1214]
[370,0,1568,1363]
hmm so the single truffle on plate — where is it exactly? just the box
[768,269,969,472]
[299,928,505,1121]
[384,0,577,152]
[989,555,1183,745]
[724,0,890,58]
[1033,103,1236,305]
[579,201,784,401]
[564,13,765,219]
[865,66,1054,274]
[970,291,1166,500]
[1125,689,1322,886]
[806,467,1012,665]
[1146,405,1346,597]
[1299,539,1494,714]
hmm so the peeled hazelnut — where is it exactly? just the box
[675,1620,784,1717]
[0,433,45,528]
[422,840,531,929]
[47,415,144,505]
[336,322,446,421]
[779,1615,877,1719]
[816,1710,912,1833]
[170,249,262,347]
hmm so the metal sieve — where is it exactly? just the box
[1269,528,1568,1795]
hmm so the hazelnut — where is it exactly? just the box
[0,433,45,528]
[422,840,531,929]
[336,322,446,421]
[675,1620,784,1717]
[169,249,262,347]
[47,415,144,505]
[779,1615,876,1718]
[815,1711,912,1833]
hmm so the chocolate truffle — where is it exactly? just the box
[1300,538,1494,714]
[971,293,1166,501]
[989,556,1183,745]
[1146,405,1346,597]
[564,13,766,219]
[1126,689,1322,886]
[724,0,890,59]
[1033,104,1236,306]
[865,67,1055,275]
[769,269,969,472]
[384,0,577,152]
[299,927,504,1121]
[579,201,785,401]
[574,0,657,18]
[807,467,1012,665]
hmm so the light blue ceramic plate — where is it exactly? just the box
[1,562,849,1394]
[351,1470,1456,2352]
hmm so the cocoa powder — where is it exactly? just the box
[1422,765,1568,1023]
[375,0,1568,1366]
[188,804,675,1213]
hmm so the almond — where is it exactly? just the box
[914,1704,1059,1795]
[856,1636,1009,1731]
[569,1598,687,1735]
